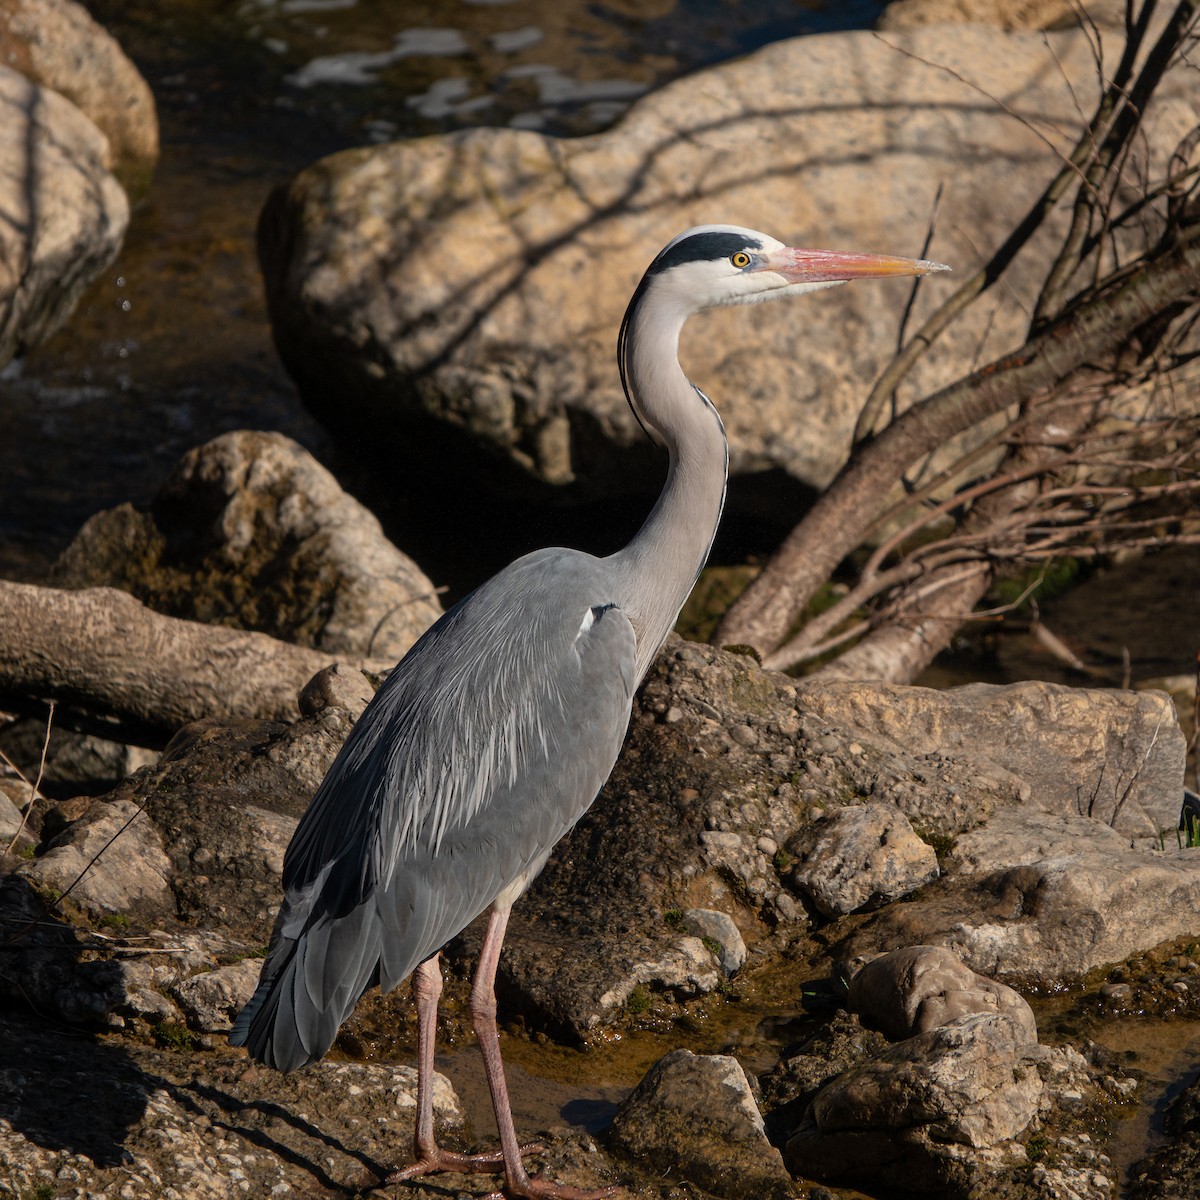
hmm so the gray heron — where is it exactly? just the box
[231,225,947,1198]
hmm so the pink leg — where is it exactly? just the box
[471,908,618,1200]
[386,954,536,1183]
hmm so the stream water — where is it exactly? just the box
[3,0,1199,1191]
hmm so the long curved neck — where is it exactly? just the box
[609,288,729,683]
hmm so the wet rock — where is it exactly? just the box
[258,23,1190,507]
[787,802,939,916]
[681,908,746,975]
[0,65,128,369]
[841,810,1200,989]
[847,945,1036,1043]
[784,1012,1042,1195]
[18,797,171,915]
[0,0,158,193]
[51,431,442,661]
[609,1049,792,1200]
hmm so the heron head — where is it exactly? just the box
[644,224,950,312]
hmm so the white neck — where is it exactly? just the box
[609,291,728,682]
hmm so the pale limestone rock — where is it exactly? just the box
[789,802,939,916]
[681,907,747,974]
[172,959,267,1033]
[878,0,1119,30]
[610,1049,792,1200]
[19,798,170,914]
[798,679,1184,836]
[0,65,128,367]
[0,0,158,189]
[848,944,1037,1043]
[786,1011,1042,1188]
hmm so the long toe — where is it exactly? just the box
[384,1142,546,1185]
[481,1172,621,1200]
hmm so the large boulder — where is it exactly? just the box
[50,430,443,661]
[258,22,1193,506]
[0,65,128,369]
[0,0,158,193]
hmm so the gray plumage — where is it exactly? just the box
[229,224,946,1196]
[232,550,636,1070]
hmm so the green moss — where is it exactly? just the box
[626,985,651,1015]
[663,909,685,931]
[152,1021,197,1051]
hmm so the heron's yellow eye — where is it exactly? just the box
[730,251,752,269]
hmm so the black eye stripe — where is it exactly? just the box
[647,232,764,275]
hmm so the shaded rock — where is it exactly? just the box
[681,907,746,975]
[0,1008,465,1199]
[19,798,171,916]
[787,802,939,916]
[609,1049,792,1200]
[847,944,1036,1043]
[0,0,158,193]
[0,715,157,798]
[258,23,1192,506]
[800,679,1184,836]
[784,1012,1042,1194]
[51,430,442,661]
[840,809,1200,989]
[0,65,128,369]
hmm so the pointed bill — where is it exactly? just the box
[760,247,951,283]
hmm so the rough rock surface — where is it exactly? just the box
[681,907,747,975]
[51,431,442,661]
[19,797,172,916]
[799,679,1184,836]
[841,808,1200,988]
[848,944,1037,1043]
[0,0,158,192]
[788,801,939,916]
[609,1049,792,1200]
[785,1012,1043,1193]
[0,1009,465,1200]
[0,65,128,369]
[258,23,1193,502]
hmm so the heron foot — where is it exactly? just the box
[384,1141,546,1184]
[480,1173,621,1200]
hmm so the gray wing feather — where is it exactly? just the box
[230,549,637,1070]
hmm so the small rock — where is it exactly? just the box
[173,960,265,1032]
[609,1049,792,1200]
[788,803,939,917]
[680,909,747,975]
